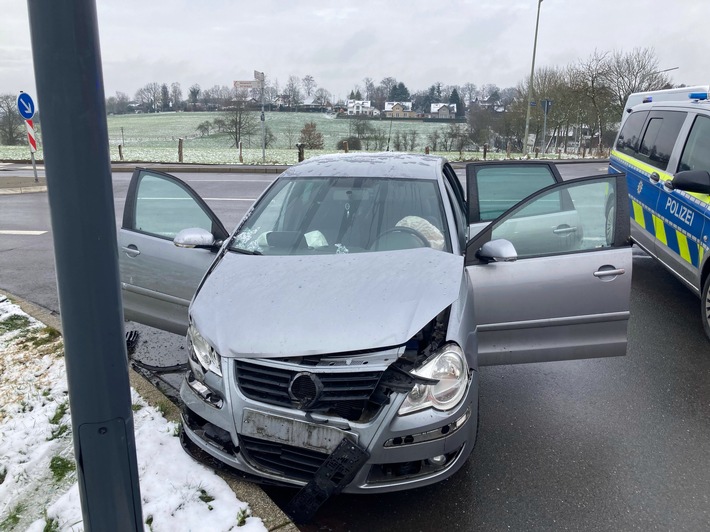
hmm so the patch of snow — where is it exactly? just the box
[0,299,266,532]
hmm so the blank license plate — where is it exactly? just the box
[241,409,356,454]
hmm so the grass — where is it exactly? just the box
[131,403,143,412]
[198,488,215,504]
[47,424,69,441]
[236,507,250,527]
[0,503,25,531]
[42,515,59,532]
[48,401,68,425]
[0,314,30,335]
[0,465,6,485]
[49,456,75,482]
[0,111,529,164]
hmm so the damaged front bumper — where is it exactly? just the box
[179,353,478,494]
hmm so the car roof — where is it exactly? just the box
[280,152,446,180]
[630,99,710,114]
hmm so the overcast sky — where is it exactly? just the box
[1,0,706,102]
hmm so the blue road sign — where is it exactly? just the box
[17,92,35,120]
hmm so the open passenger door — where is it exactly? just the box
[464,167,631,365]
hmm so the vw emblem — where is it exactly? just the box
[288,372,323,409]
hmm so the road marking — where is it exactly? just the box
[0,230,48,235]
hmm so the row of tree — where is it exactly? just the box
[0,47,676,150]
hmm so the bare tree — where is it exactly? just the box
[461,82,477,106]
[285,75,303,110]
[604,47,672,118]
[135,82,161,112]
[313,88,331,107]
[188,84,201,110]
[362,77,375,100]
[106,91,130,114]
[0,93,24,145]
[299,121,324,149]
[169,82,182,111]
[160,83,170,111]
[575,50,615,153]
[223,98,258,148]
[302,75,316,98]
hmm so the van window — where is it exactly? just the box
[616,111,649,156]
[636,111,686,171]
[678,115,710,173]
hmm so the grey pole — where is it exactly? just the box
[523,0,543,155]
[541,99,549,155]
[26,1,143,530]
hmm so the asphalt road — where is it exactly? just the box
[1,163,708,531]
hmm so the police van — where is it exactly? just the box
[609,88,710,338]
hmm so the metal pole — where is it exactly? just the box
[26,1,143,530]
[542,100,548,155]
[523,0,543,155]
[261,79,265,164]
[30,151,39,183]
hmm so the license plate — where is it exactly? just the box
[241,409,355,454]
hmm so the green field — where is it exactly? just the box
[0,111,560,164]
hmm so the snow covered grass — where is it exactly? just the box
[0,296,266,532]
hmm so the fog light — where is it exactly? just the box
[428,455,447,466]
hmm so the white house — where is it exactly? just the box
[346,100,378,116]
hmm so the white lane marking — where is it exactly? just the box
[0,230,48,235]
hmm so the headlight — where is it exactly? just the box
[399,344,468,415]
[187,324,222,377]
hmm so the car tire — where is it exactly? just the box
[605,194,616,246]
[701,275,710,341]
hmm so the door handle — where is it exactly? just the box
[122,245,140,258]
[593,268,625,278]
[553,225,577,235]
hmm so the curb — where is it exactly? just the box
[1,289,299,532]
[0,185,48,195]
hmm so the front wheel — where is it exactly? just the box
[701,276,710,341]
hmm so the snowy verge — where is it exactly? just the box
[0,296,266,532]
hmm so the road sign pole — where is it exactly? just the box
[26,1,143,530]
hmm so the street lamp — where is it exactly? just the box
[523,0,543,155]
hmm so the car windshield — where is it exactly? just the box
[230,176,451,255]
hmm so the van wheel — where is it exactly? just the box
[605,195,616,246]
[702,276,710,341]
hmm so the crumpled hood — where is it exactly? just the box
[190,247,463,358]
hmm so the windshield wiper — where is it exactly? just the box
[230,247,262,255]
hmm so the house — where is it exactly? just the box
[346,100,378,116]
[430,103,457,119]
[384,101,416,119]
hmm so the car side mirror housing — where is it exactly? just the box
[174,227,216,248]
[477,239,518,262]
[671,170,710,194]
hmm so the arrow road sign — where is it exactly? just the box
[17,92,36,120]
[234,80,258,90]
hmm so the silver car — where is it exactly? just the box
[118,153,632,495]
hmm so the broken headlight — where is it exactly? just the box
[187,324,222,378]
[398,343,468,415]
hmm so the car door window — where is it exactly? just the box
[616,110,649,156]
[475,165,556,221]
[132,173,213,239]
[678,115,710,172]
[490,177,617,258]
[636,111,686,171]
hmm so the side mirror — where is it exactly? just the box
[671,170,710,194]
[174,227,216,248]
[477,239,518,262]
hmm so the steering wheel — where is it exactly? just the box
[370,226,430,250]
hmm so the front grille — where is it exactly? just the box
[235,360,383,421]
[239,434,329,482]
